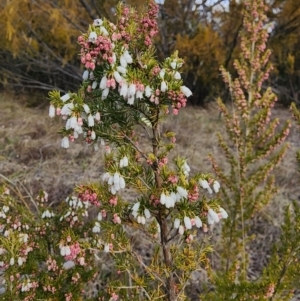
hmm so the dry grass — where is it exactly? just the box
[0,92,107,204]
[2,92,298,203]
[0,91,300,298]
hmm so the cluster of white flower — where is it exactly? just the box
[207,207,228,225]
[63,260,75,270]
[199,179,220,194]
[92,211,106,233]
[119,156,129,168]
[174,216,203,235]
[182,161,191,176]
[59,244,71,256]
[131,202,151,224]
[93,18,109,31]
[102,172,126,195]
[21,280,36,292]
[7,256,23,267]
[59,196,89,222]
[170,60,182,80]
[17,256,26,266]
[92,221,101,233]
[172,206,228,234]
[49,36,192,149]
[19,233,29,243]
[49,93,103,148]
[0,205,9,219]
[160,186,188,208]
[41,209,55,219]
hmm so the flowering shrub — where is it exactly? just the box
[0,188,98,301]
[2,0,299,300]
[0,1,226,300]
[199,1,300,300]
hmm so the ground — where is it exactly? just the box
[0,91,299,300]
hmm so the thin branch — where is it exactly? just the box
[123,134,148,161]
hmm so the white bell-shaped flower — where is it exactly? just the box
[49,105,55,118]
[136,90,143,99]
[83,104,90,114]
[61,103,73,116]
[194,216,202,228]
[95,112,101,121]
[63,260,75,270]
[112,52,116,63]
[180,86,192,98]
[82,70,89,80]
[144,208,151,219]
[127,95,134,105]
[179,225,184,235]
[219,207,228,219]
[160,193,166,205]
[100,26,108,36]
[107,175,114,185]
[114,71,122,83]
[174,71,181,80]
[92,81,98,89]
[119,177,126,189]
[110,185,117,195]
[199,179,209,189]
[165,195,173,208]
[88,31,97,43]
[161,81,167,92]
[60,93,70,102]
[120,82,128,97]
[132,202,140,212]
[10,257,15,266]
[184,216,192,229]
[145,85,152,97]
[120,55,127,68]
[174,218,180,229]
[177,186,188,198]
[213,181,221,193]
[113,172,120,184]
[69,116,77,129]
[159,68,165,79]
[120,156,128,168]
[93,18,103,26]
[117,66,127,74]
[88,114,94,127]
[92,222,101,233]
[61,137,70,148]
[102,87,109,99]
[182,162,190,176]
[97,212,103,221]
[170,61,177,69]
[208,208,219,225]
[100,76,107,89]
[128,83,136,97]
[123,50,133,63]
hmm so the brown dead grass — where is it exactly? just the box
[0,91,300,298]
[2,92,298,203]
[0,92,107,204]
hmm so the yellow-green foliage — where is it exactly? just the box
[0,0,86,60]
[175,25,225,86]
[1,0,300,103]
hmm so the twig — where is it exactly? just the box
[125,269,152,300]
[16,180,39,213]
[0,173,33,212]
[123,134,148,160]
